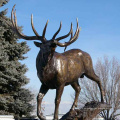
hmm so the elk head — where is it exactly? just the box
[11,5,80,54]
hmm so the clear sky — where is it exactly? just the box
[2,0,120,115]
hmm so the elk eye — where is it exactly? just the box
[50,43,56,47]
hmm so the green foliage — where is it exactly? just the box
[0,0,34,118]
[0,0,9,7]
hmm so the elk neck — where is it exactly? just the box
[36,49,55,72]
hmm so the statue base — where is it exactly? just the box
[60,101,111,120]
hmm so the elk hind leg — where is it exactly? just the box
[85,70,105,102]
[37,84,49,120]
[71,81,81,110]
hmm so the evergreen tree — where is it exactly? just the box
[0,0,34,118]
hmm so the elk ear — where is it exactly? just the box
[34,42,42,47]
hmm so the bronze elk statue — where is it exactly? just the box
[11,5,104,120]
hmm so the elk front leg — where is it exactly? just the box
[71,81,81,110]
[37,84,49,120]
[54,85,64,120]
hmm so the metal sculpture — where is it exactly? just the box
[11,5,104,120]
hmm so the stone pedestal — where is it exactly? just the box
[60,101,111,120]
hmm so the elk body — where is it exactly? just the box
[11,5,104,120]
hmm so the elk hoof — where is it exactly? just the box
[101,97,105,103]
[101,100,104,103]
[69,109,77,116]
[37,113,46,120]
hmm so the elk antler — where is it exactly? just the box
[54,18,80,47]
[11,5,80,45]
[42,20,49,39]
[52,22,62,40]
[11,5,46,42]
[54,23,73,41]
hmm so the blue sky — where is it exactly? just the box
[2,0,120,115]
